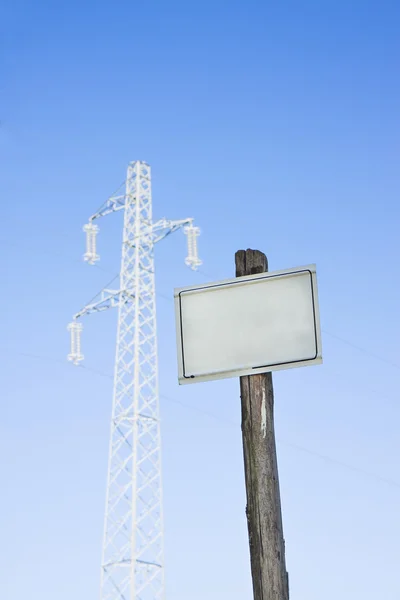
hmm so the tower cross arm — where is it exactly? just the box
[89,195,127,222]
[73,288,130,320]
[151,217,194,243]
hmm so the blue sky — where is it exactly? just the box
[1,1,400,599]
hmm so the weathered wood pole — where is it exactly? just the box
[235,249,289,600]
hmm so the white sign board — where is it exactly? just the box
[174,265,322,384]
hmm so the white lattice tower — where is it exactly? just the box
[102,161,161,600]
[68,161,201,600]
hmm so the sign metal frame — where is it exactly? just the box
[174,264,322,385]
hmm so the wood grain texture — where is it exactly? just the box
[235,249,289,600]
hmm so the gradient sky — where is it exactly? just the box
[1,1,400,599]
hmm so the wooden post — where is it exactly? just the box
[235,249,289,600]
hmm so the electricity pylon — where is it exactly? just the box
[68,160,201,600]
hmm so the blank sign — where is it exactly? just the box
[174,265,322,384]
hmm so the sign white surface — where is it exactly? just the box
[174,265,322,384]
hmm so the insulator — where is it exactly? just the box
[67,321,84,365]
[83,222,100,265]
[184,225,202,270]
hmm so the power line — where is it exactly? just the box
[159,392,238,426]
[162,393,400,490]
[322,329,400,372]
[3,345,399,491]
[279,440,400,490]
